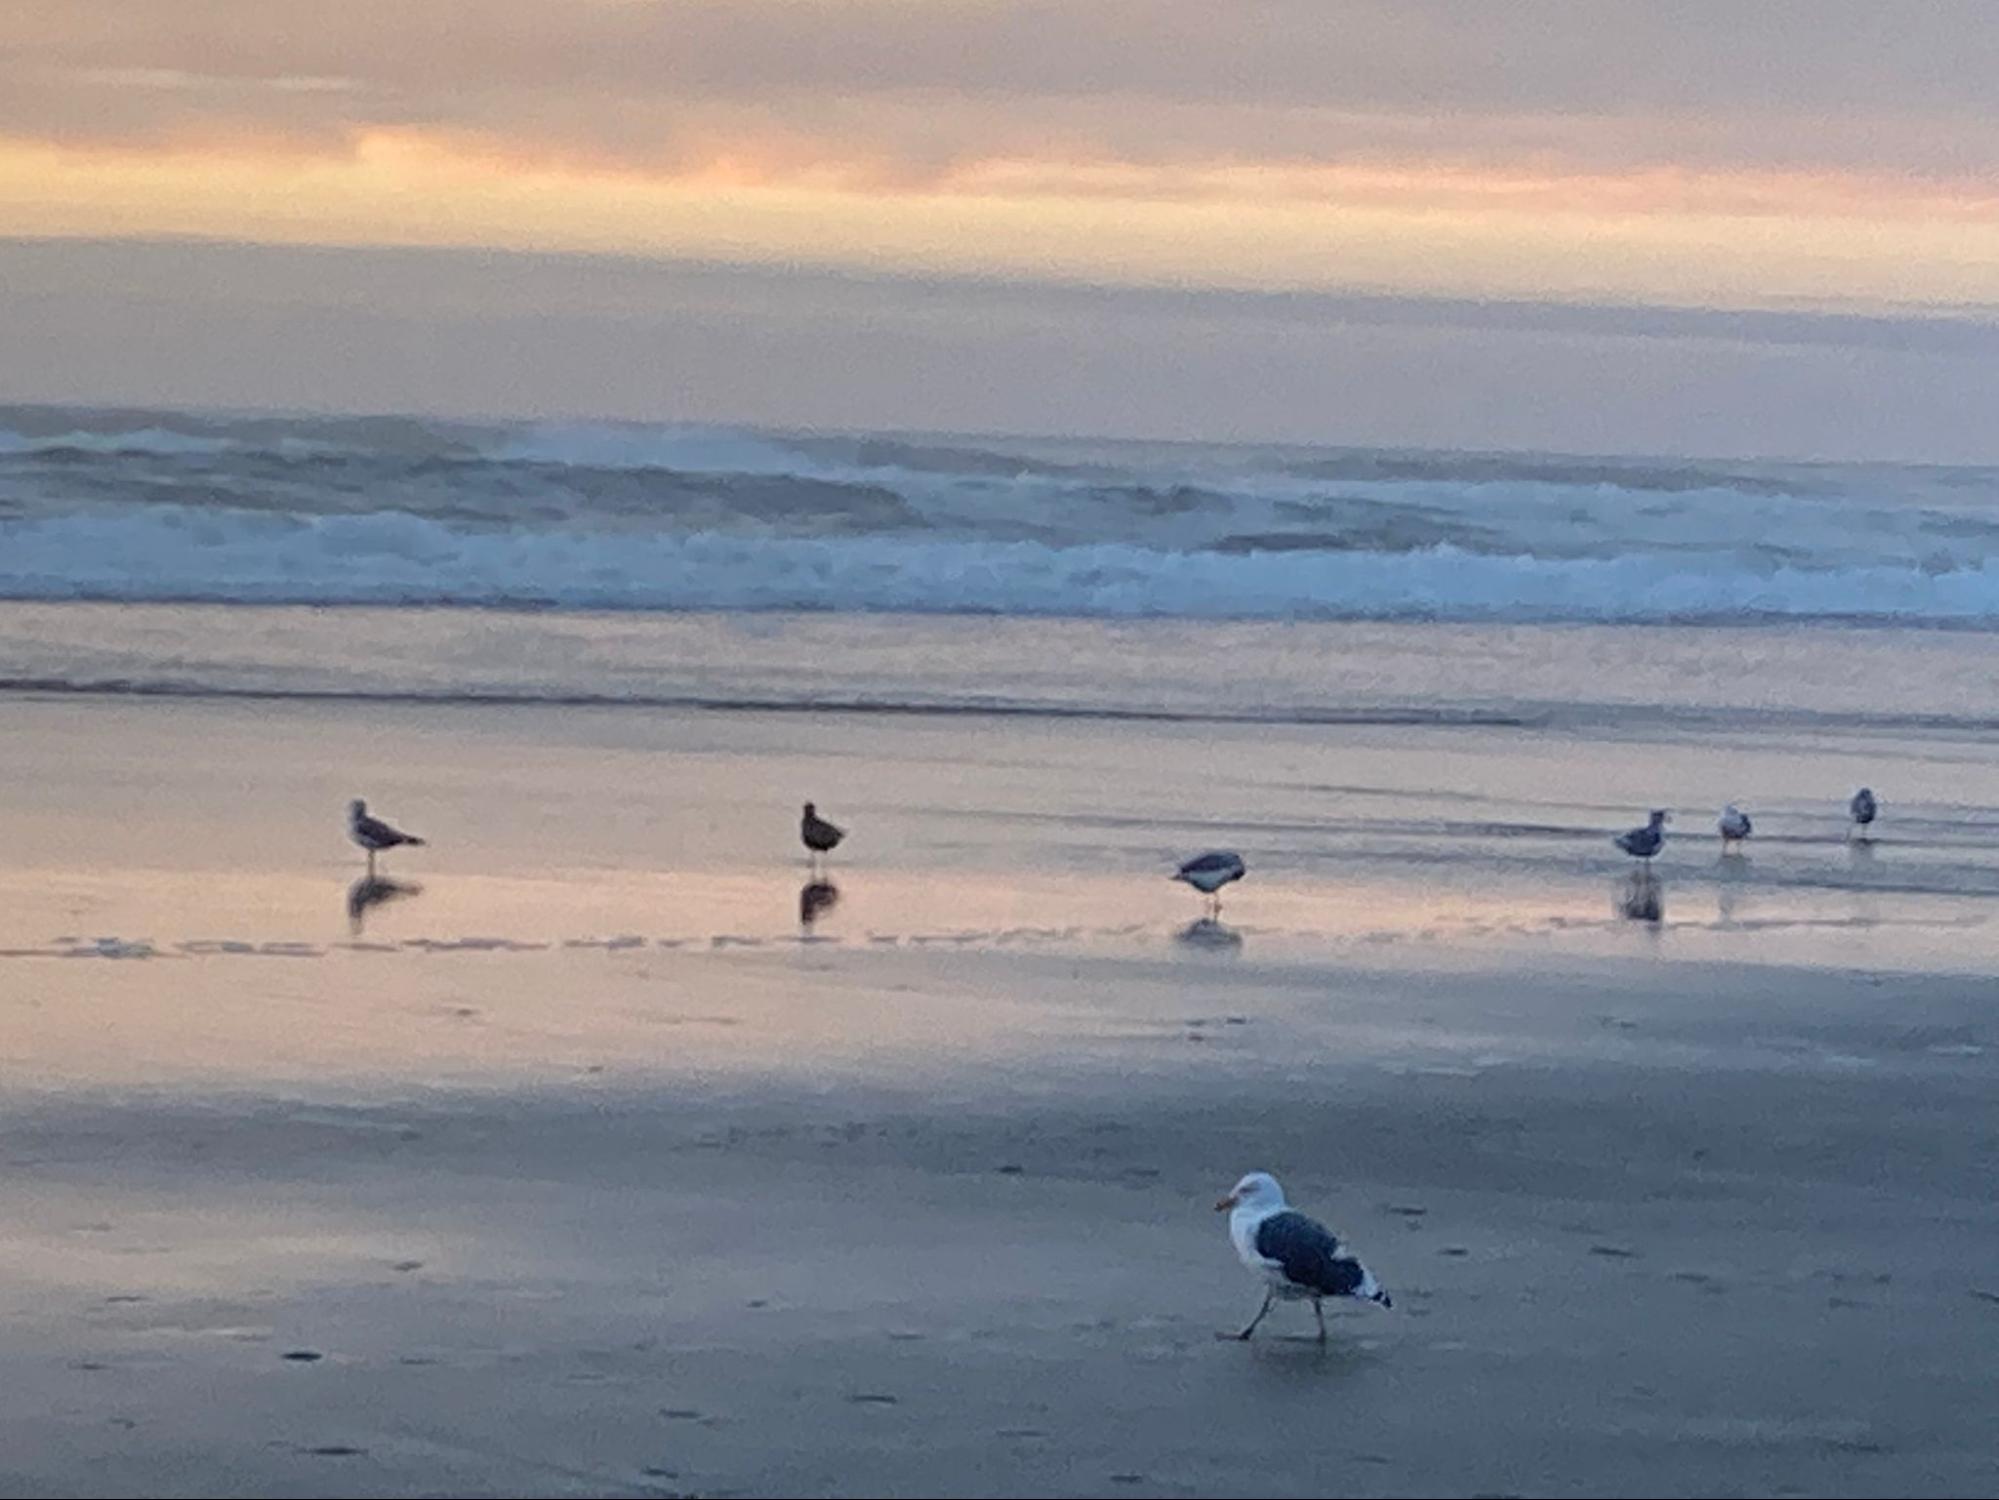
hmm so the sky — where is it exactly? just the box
[6,1,1999,460]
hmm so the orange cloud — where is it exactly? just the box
[10,126,1999,316]
[9,2,1999,314]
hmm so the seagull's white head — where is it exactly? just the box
[1723,804,1741,816]
[349,799,367,819]
[1215,1170,1286,1214]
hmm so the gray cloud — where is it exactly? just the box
[12,1,1998,115]
[6,1,1999,180]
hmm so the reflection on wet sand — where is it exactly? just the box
[1176,916,1244,952]
[1614,869,1664,924]
[799,879,840,927]
[347,875,422,936]
[1716,851,1750,926]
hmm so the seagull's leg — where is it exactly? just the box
[1314,1299,1327,1343]
[1227,1290,1274,1341]
[367,847,376,879]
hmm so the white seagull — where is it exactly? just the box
[348,798,426,876]
[1174,851,1246,915]
[1718,804,1752,846]
[1850,787,1878,838]
[1614,810,1669,862]
[1215,1171,1390,1342]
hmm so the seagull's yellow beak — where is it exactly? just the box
[1214,1192,1237,1212]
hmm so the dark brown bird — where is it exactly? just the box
[801,802,845,868]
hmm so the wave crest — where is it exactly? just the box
[3,404,1996,624]
[1,504,1993,622]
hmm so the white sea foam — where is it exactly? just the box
[3,405,1997,623]
[0,426,245,458]
[2,503,1996,622]
[487,422,822,477]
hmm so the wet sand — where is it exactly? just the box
[4,1002,1996,1499]
[1,695,1996,1496]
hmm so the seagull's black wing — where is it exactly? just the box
[1177,851,1244,878]
[1254,1210,1368,1297]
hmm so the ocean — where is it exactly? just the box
[4,401,1998,623]
[3,400,1998,977]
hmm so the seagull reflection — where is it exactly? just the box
[1716,854,1748,926]
[1614,868,1664,924]
[1176,916,1244,952]
[348,875,422,936]
[799,878,841,927]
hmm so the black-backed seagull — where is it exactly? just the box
[1174,851,1246,915]
[1614,810,1669,862]
[1216,1171,1390,1342]
[1850,787,1878,838]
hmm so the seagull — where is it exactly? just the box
[1174,851,1246,915]
[1850,787,1878,838]
[348,798,425,877]
[1614,810,1669,862]
[801,802,845,869]
[1215,1171,1390,1342]
[1718,804,1752,846]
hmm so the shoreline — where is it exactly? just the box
[3,603,1999,731]
[0,680,1994,1494]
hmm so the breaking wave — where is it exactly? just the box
[2,404,1996,623]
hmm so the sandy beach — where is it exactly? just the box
[0,675,1995,1497]
[5,1033,1995,1500]
[14,3,1999,1488]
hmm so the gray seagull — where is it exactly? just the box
[348,798,426,876]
